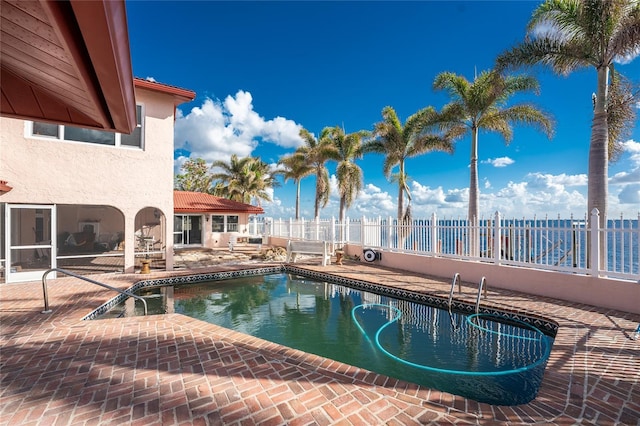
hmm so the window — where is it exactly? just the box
[211,215,224,232]
[29,104,144,148]
[210,215,239,232]
[121,105,143,147]
[32,122,59,138]
[65,127,116,145]
[227,215,239,232]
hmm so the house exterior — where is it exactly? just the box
[174,191,265,249]
[0,79,195,282]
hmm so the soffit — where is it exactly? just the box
[0,0,136,133]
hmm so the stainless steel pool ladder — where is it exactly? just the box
[475,277,488,314]
[447,273,462,311]
[41,268,147,315]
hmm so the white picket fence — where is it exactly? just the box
[250,210,639,281]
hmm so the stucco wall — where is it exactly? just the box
[0,86,177,272]
[268,237,639,315]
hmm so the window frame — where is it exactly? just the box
[210,214,239,232]
[211,215,225,232]
[27,104,145,149]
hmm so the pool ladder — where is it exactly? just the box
[447,273,462,312]
[475,277,487,314]
[41,268,148,315]
[448,273,487,314]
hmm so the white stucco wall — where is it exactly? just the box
[0,86,178,273]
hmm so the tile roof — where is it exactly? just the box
[174,191,264,214]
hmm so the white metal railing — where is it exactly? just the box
[265,210,639,280]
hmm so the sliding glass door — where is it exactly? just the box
[173,215,202,247]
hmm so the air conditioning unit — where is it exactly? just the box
[363,248,381,262]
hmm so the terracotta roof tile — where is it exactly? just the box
[174,191,264,214]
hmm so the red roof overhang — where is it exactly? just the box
[134,78,195,106]
[0,0,136,133]
[174,191,265,215]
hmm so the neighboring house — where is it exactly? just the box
[174,191,264,249]
[0,78,195,283]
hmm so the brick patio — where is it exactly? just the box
[1,257,638,425]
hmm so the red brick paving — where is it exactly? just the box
[1,261,639,425]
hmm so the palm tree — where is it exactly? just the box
[277,151,313,219]
[211,154,249,201]
[433,70,554,227]
[297,128,339,220]
[326,126,370,224]
[246,157,280,206]
[367,106,455,224]
[211,155,278,205]
[495,0,640,231]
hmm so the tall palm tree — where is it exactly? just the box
[433,70,554,227]
[495,0,640,231]
[367,106,455,224]
[326,126,370,223]
[277,151,313,219]
[298,128,339,220]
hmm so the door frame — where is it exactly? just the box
[5,204,56,283]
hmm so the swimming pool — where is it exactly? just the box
[92,267,556,406]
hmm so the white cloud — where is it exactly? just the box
[620,139,640,165]
[482,157,514,167]
[145,76,157,82]
[174,91,303,170]
[526,172,587,191]
[617,184,640,204]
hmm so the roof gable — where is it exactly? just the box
[174,191,264,214]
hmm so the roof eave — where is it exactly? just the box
[0,0,136,133]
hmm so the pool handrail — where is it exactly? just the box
[448,272,462,311]
[475,276,488,314]
[41,268,147,315]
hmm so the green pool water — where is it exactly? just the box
[119,272,553,405]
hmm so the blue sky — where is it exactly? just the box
[126,1,640,220]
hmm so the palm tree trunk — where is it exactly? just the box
[314,173,321,220]
[295,179,301,220]
[588,66,610,268]
[468,126,480,256]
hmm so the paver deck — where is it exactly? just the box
[1,254,639,425]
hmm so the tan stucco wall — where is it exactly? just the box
[0,86,177,272]
[269,236,639,315]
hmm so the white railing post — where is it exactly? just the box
[387,216,393,249]
[494,211,501,264]
[430,212,438,254]
[345,217,350,244]
[589,208,600,276]
[331,216,336,246]
[361,215,367,247]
